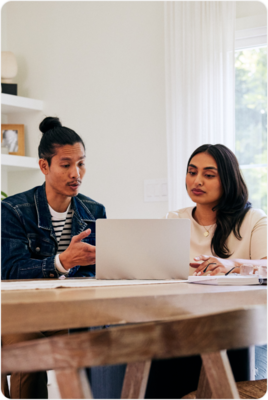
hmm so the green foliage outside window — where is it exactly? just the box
[235,47,267,214]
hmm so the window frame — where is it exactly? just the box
[235,26,267,50]
[234,26,267,211]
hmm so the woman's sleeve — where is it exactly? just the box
[250,213,267,260]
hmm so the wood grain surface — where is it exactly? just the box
[121,361,151,399]
[201,351,240,398]
[2,281,266,334]
[2,306,266,373]
[55,368,93,399]
[195,365,212,399]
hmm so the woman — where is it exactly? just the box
[145,144,267,399]
[165,144,267,276]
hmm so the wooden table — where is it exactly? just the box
[2,280,267,399]
[2,280,267,335]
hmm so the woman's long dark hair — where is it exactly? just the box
[38,117,85,165]
[187,144,252,258]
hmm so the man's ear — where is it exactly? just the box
[39,159,49,175]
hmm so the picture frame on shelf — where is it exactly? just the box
[1,124,25,156]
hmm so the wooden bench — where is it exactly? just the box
[182,378,267,399]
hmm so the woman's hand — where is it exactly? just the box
[190,255,240,276]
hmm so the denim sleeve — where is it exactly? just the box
[1,202,59,280]
[103,207,107,219]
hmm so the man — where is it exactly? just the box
[1,116,106,398]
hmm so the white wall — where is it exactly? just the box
[2,1,266,216]
[1,1,168,218]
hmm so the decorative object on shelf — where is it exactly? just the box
[1,51,18,95]
[2,83,17,96]
[1,124,25,156]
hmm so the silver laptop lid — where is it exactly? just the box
[96,219,190,279]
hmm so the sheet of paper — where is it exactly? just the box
[1,278,188,291]
[188,275,259,286]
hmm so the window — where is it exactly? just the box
[235,28,267,213]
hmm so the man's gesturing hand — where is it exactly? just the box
[59,229,95,270]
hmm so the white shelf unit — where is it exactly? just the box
[1,154,39,172]
[1,93,43,170]
[1,93,43,113]
[1,93,43,193]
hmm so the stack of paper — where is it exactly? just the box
[188,274,259,286]
[1,278,187,291]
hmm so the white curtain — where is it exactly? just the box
[165,2,236,211]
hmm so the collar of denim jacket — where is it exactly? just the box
[71,195,96,223]
[34,183,95,232]
[34,183,53,231]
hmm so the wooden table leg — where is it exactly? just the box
[196,365,212,399]
[55,368,93,399]
[1,373,10,398]
[200,351,240,399]
[121,361,151,399]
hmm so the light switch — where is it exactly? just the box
[146,184,154,197]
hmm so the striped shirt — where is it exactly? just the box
[49,204,74,275]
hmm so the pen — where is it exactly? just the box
[203,262,216,273]
[225,267,236,276]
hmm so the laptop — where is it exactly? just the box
[96,219,190,280]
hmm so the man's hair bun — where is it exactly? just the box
[38,116,85,166]
[39,117,62,134]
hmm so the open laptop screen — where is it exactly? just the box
[96,219,190,280]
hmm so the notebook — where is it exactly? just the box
[96,219,190,280]
[188,274,259,286]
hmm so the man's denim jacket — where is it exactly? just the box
[1,183,106,280]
